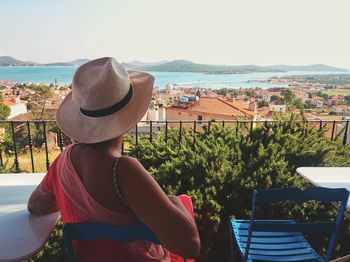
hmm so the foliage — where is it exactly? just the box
[244,89,255,98]
[126,120,350,261]
[257,100,269,108]
[284,74,350,85]
[293,98,304,110]
[281,89,296,104]
[25,221,68,262]
[345,95,350,104]
[270,95,280,102]
[0,93,10,120]
[0,103,10,120]
[29,119,350,261]
[26,84,53,119]
[215,88,229,96]
[304,100,316,109]
[318,91,330,100]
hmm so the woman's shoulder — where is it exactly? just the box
[118,156,147,177]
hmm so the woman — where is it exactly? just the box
[27,57,200,261]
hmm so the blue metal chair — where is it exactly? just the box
[230,187,349,262]
[63,222,187,262]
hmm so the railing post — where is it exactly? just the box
[222,120,225,127]
[207,121,211,135]
[193,121,197,147]
[58,128,64,151]
[135,124,138,145]
[11,121,20,173]
[165,121,168,144]
[319,120,323,132]
[179,120,183,146]
[26,121,35,173]
[343,121,349,146]
[42,121,50,171]
[0,143,3,167]
[331,120,336,141]
[249,120,253,139]
[149,121,153,142]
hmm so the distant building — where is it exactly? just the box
[165,84,174,94]
[256,90,271,102]
[332,105,350,115]
[4,96,27,119]
[269,102,286,112]
[311,97,324,108]
[166,96,255,129]
[328,96,344,106]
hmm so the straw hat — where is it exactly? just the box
[56,57,154,143]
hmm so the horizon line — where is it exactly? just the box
[1,55,350,69]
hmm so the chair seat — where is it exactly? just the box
[231,219,324,262]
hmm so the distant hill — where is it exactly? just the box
[122,60,169,68]
[0,56,38,66]
[124,60,348,73]
[69,59,91,66]
[124,60,277,73]
[0,56,347,73]
[265,64,348,72]
[44,59,91,66]
[0,56,91,67]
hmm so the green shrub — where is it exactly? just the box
[30,120,350,261]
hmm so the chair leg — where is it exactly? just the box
[229,222,235,262]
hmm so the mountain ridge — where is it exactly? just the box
[0,56,347,73]
[122,60,348,73]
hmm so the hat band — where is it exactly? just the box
[80,84,133,117]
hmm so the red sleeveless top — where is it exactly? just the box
[40,145,194,262]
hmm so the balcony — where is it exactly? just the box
[0,119,350,261]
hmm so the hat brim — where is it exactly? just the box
[56,70,154,144]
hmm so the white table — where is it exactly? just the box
[0,174,60,262]
[296,167,350,218]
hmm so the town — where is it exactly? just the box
[1,75,350,124]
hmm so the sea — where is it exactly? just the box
[0,66,349,89]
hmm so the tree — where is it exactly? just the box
[270,95,280,102]
[281,89,295,104]
[0,94,10,120]
[245,89,255,98]
[0,103,10,120]
[304,100,316,109]
[344,95,350,105]
[26,84,53,119]
[317,91,329,100]
[257,100,269,108]
[293,98,304,110]
[215,88,228,96]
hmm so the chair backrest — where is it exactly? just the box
[63,222,186,262]
[246,187,349,262]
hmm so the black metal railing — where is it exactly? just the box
[0,119,348,173]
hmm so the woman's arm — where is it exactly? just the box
[28,185,59,214]
[117,157,201,258]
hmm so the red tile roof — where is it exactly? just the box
[172,97,254,118]
[3,98,16,107]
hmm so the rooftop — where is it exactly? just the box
[170,96,254,118]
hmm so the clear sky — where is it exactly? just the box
[1,0,349,67]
